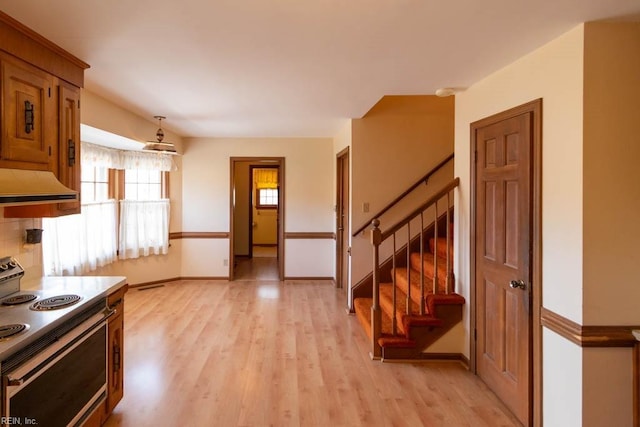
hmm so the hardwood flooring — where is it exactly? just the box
[103,279,519,427]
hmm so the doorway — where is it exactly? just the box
[470,99,541,426]
[230,157,285,281]
[336,147,350,291]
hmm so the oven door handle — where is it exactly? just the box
[5,307,115,390]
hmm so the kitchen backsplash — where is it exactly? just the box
[0,209,43,276]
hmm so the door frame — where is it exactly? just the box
[249,164,280,259]
[230,157,285,281]
[335,147,350,290]
[469,99,542,426]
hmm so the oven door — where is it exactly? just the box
[2,310,112,427]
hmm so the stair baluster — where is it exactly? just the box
[406,223,411,315]
[419,212,425,315]
[446,191,451,294]
[392,234,398,335]
[370,219,382,359]
[433,202,439,295]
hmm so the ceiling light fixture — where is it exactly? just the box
[435,88,456,97]
[143,115,178,155]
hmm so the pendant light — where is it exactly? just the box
[143,116,178,154]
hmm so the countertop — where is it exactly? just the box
[21,275,128,298]
[633,330,640,342]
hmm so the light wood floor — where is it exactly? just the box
[104,279,520,427]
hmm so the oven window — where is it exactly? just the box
[9,326,106,427]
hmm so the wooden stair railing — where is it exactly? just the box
[368,177,459,359]
[353,153,454,237]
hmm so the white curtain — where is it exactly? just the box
[119,199,170,259]
[82,142,175,171]
[43,200,118,276]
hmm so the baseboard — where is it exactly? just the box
[129,277,182,288]
[129,276,229,287]
[383,352,469,366]
[132,276,340,286]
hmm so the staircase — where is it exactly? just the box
[353,177,465,361]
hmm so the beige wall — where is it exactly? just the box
[181,137,334,278]
[253,208,278,245]
[582,22,640,324]
[233,163,279,252]
[81,90,184,284]
[233,161,251,255]
[350,95,455,285]
[4,90,185,286]
[456,22,640,426]
[456,25,586,426]
[0,215,43,281]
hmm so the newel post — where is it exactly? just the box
[370,219,382,359]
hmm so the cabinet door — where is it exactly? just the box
[106,312,124,417]
[0,55,55,170]
[57,83,81,214]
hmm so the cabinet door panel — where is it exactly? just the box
[57,83,81,213]
[1,57,54,169]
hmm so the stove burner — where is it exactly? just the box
[1,294,38,306]
[30,294,81,311]
[0,323,29,340]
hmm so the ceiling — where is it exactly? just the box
[1,1,639,138]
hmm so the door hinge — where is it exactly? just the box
[474,328,477,341]
[48,87,51,97]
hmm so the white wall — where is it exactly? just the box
[181,137,334,279]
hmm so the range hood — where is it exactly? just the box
[0,168,77,206]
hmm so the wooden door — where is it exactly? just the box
[336,148,349,290]
[474,107,534,425]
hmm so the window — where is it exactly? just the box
[81,165,109,202]
[43,142,173,276]
[256,188,278,209]
[124,169,162,200]
[119,168,170,260]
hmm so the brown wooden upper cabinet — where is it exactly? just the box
[0,11,89,217]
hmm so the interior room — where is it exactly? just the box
[0,2,639,426]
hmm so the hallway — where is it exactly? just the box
[234,245,279,281]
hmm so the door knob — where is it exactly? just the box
[509,279,526,290]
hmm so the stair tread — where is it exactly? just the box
[409,252,451,293]
[379,283,421,335]
[353,297,396,338]
[429,237,453,259]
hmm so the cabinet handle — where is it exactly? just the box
[68,140,76,166]
[24,101,35,134]
[114,343,121,371]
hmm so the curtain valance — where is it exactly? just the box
[254,168,278,189]
[82,142,175,171]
